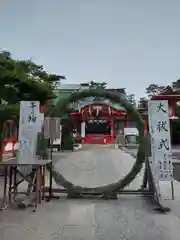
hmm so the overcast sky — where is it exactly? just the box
[1,0,180,99]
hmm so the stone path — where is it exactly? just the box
[52,145,141,189]
[0,145,180,239]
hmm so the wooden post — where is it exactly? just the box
[170,100,175,117]
[110,119,114,137]
[124,116,128,128]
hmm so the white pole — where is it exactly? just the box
[81,122,85,137]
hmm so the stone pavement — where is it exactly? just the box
[0,145,180,239]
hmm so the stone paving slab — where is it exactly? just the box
[0,146,180,239]
[0,197,178,240]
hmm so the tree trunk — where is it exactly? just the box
[61,119,74,150]
[0,122,4,162]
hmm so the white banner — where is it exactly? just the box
[148,100,173,181]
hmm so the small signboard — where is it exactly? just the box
[148,100,173,181]
[44,117,61,142]
[18,101,41,164]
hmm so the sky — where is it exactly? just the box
[1,0,180,99]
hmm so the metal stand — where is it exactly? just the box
[0,160,52,212]
[141,160,171,213]
[45,140,59,201]
[171,180,174,200]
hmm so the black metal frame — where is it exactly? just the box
[141,160,170,212]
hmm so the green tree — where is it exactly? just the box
[89,81,107,89]
[0,50,65,105]
[0,50,65,159]
[171,79,180,120]
[126,94,136,106]
[146,84,165,96]
[172,79,180,90]
[138,97,148,108]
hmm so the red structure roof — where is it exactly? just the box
[151,87,180,100]
[70,103,126,118]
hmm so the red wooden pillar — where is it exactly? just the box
[40,106,44,113]
[110,119,114,138]
[170,100,175,117]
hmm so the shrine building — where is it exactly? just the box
[2,83,180,155]
[53,84,180,144]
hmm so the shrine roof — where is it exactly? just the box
[151,87,180,100]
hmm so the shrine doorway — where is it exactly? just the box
[85,120,111,135]
[84,119,112,144]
